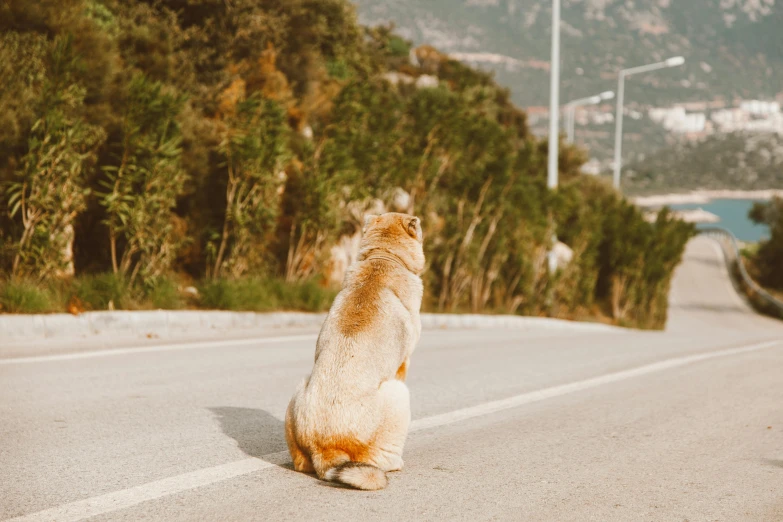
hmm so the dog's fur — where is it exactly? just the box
[285,212,425,490]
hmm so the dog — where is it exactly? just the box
[284,212,425,490]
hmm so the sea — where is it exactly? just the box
[668,199,770,242]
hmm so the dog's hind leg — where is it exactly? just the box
[369,379,411,472]
[285,394,314,473]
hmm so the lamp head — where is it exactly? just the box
[665,56,685,67]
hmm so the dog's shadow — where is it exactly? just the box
[209,407,294,470]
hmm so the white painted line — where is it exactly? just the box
[8,338,780,522]
[5,457,283,522]
[411,338,780,432]
[0,334,319,365]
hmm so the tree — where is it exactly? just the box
[6,36,105,280]
[99,74,189,284]
[749,197,783,290]
[210,92,290,278]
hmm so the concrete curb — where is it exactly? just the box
[0,311,328,342]
[0,310,623,343]
[419,313,621,333]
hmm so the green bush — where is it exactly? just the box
[73,273,134,310]
[269,278,336,312]
[143,276,185,310]
[198,278,278,312]
[748,197,783,290]
[387,36,410,57]
[0,280,61,313]
[553,176,695,329]
[198,277,335,312]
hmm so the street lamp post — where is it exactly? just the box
[545,0,561,311]
[612,56,685,190]
[547,0,561,190]
[564,91,614,144]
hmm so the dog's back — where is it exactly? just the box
[285,213,425,490]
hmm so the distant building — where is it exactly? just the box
[676,113,707,134]
[712,108,749,132]
[648,107,705,133]
[739,100,780,117]
[580,159,602,176]
[649,106,685,125]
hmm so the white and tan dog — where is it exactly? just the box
[285,212,424,490]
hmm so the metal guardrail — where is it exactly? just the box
[699,226,783,319]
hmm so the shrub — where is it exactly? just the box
[198,278,278,312]
[143,276,185,310]
[72,273,133,310]
[198,277,335,312]
[0,280,61,313]
[749,197,783,290]
[268,278,336,312]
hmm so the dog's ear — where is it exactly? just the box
[363,214,378,232]
[407,216,423,243]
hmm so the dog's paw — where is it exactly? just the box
[386,457,404,473]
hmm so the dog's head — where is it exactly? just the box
[359,212,425,274]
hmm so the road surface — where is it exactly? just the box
[2,237,782,521]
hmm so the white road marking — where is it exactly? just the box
[7,338,780,522]
[0,334,319,365]
[6,459,282,522]
[410,338,779,432]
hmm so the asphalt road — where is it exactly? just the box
[2,237,782,521]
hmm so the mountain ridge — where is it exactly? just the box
[353,0,783,108]
[352,0,783,178]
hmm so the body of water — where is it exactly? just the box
[669,199,770,242]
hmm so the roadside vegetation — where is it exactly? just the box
[0,0,693,328]
[744,198,783,308]
[0,275,336,314]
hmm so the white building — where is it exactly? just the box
[739,100,781,117]
[649,107,685,124]
[648,107,705,133]
[711,108,750,132]
[672,113,707,133]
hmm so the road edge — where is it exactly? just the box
[0,309,623,346]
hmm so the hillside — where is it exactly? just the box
[623,132,783,195]
[353,0,783,108]
[352,0,783,170]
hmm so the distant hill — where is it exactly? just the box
[623,132,783,195]
[352,1,783,171]
[352,0,783,108]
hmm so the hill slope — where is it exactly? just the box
[624,132,783,195]
[353,0,783,108]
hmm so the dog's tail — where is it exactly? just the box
[324,462,388,490]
